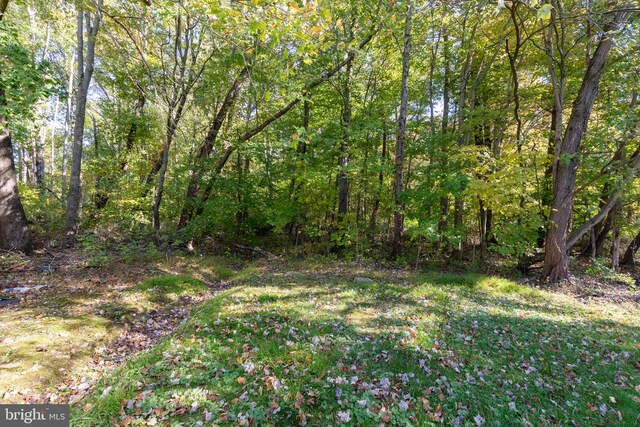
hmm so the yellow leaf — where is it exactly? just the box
[303,58,313,65]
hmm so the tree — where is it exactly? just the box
[542,10,631,281]
[391,0,412,258]
[64,0,101,234]
[0,0,31,253]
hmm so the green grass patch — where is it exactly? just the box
[136,275,207,305]
[74,269,640,426]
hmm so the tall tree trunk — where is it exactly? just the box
[0,0,31,252]
[16,144,23,183]
[542,11,629,281]
[452,23,476,256]
[61,47,75,201]
[391,0,412,258]
[65,2,100,234]
[540,4,567,247]
[611,221,620,271]
[153,112,178,230]
[370,127,386,231]
[438,31,450,242]
[49,94,59,178]
[337,61,351,222]
[34,126,45,188]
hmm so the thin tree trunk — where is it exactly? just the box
[153,112,177,229]
[120,85,146,171]
[35,126,45,188]
[370,127,386,231]
[438,30,450,243]
[391,0,412,257]
[337,60,351,222]
[65,2,100,234]
[611,222,620,271]
[62,48,75,201]
[49,94,59,177]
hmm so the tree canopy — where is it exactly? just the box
[1,0,639,280]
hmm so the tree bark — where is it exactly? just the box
[152,15,206,230]
[34,127,45,188]
[542,11,629,281]
[611,220,620,271]
[0,115,31,252]
[61,47,75,201]
[64,2,101,234]
[621,230,640,266]
[121,85,146,171]
[438,31,450,242]
[0,0,31,252]
[391,0,412,258]
[153,110,179,229]
[337,59,352,222]
[370,127,386,231]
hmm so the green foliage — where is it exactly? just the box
[18,184,65,232]
[2,0,639,278]
[0,21,54,120]
[585,259,636,289]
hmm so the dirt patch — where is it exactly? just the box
[0,247,233,404]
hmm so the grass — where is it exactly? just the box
[73,263,640,426]
[0,254,235,402]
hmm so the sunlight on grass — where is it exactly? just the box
[74,268,640,426]
[0,314,113,399]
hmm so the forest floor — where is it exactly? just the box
[1,249,639,426]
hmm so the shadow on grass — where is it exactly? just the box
[0,256,238,400]
[74,271,640,426]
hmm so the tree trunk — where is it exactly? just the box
[64,2,100,234]
[391,0,412,258]
[621,230,640,266]
[540,4,567,247]
[61,47,75,202]
[337,59,351,222]
[611,221,620,271]
[0,118,32,252]
[120,85,146,171]
[153,114,177,230]
[34,127,45,188]
[438,31,450,243]
[542,11,629,281]
[0,0,31,252]
[370,127,386,231]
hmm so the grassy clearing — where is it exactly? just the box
[0,254,235,402]
[74,262,640,426]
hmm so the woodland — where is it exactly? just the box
[0,0,639,426]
